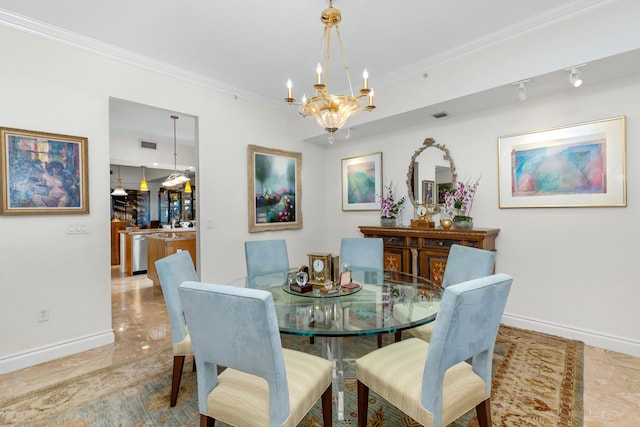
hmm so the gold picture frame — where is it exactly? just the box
[1,127,89,215]
[247,144,302,232]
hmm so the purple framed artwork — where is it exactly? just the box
[498,116,626,208]
[1,127,89,215]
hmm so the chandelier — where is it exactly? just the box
[284,0,375,143]
[162,115,191,188]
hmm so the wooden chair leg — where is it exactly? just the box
[170,355,185,407]
[321,384,333,427]
[310,336,315,344]
[476,397,492,427]
[357,380,369,427]
[377,335,382,348]
[395,331,402,342]
[200,414,215,427]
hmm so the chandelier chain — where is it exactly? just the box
[334,25,355,98]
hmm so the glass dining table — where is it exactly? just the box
[228,268,443,420]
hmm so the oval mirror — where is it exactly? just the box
[406,138,457,208]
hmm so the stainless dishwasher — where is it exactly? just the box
[131,234,148,274]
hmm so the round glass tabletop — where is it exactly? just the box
[229,269,443,337]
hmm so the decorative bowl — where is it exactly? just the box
[440,218,453,229]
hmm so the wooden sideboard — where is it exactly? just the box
[359,225,499,284]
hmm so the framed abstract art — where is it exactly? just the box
[498,116,626,208]
[1,127,89,215]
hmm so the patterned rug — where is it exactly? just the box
[0,325,583,426]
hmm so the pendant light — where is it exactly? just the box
[162,115,191,187]
[111,165,127,196]
[184,177,192,193]
[139,166,149,191]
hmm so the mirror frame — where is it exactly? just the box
[406,138,457,206]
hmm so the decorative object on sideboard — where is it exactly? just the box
[283,0,375,143]
[442,178,479,229]
[439,215,453,229]
[379,181,405,227]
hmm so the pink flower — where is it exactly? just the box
[380,182,406,219]
[442,179,479,218]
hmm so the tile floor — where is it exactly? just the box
[1,268,639,425]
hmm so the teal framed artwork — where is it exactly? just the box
[341,152,382,211]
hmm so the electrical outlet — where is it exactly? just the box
[37,308,49,322]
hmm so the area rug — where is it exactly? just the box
[0,325,583,426]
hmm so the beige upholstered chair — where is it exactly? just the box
[409,244,495,342]
[155,251,198,407]
[179,281,333,427]
[356,274,512,427]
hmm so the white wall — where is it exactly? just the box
[322,75,640,356]
[0,24,327,373]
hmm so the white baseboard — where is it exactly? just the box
[502,314,640,357]
[0,330,115,375]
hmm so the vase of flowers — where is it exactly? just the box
[442,179,479,229]
[380,182,405,227]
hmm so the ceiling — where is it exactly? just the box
[0,0,636,145]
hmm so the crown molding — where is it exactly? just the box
[0,1,611,111]
[375,0,611,88]
[0,8,277,107]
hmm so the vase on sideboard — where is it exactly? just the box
[453,216,473,229]
[380,217,397,227]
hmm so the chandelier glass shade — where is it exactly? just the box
[162,115,191,188]
[285,1,375,142]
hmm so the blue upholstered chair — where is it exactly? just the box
[340,237,384,285]
[408,244,496,342]
[341,237,385,346]
[244,239,290,288]
[179,281,333,427]
[155,250,198,407]
[356,273,512,427]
